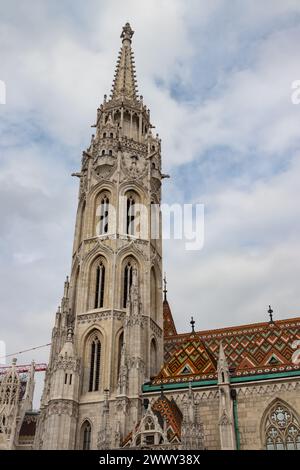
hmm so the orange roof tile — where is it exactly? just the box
[157,316,300,384]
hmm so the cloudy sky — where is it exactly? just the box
[1,0,300,404]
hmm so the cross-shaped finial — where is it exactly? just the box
[268,305,274,324]
[190,316,195,333]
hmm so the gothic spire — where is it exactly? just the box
[217,341,230,385]
[218,341,228,368]
[110,23,138,102]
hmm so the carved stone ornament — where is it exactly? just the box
[219,410,231,426]
[121,153,147,180]
[77,310,126,324]
[93,154,117,180]
[47,400,78,418]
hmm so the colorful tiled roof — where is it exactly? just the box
[163,300,177,337]
[157,335,217,382]
[152,394,183,440]
[155,316,300,385]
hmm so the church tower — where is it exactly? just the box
[35,23,164,450]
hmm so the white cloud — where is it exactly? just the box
[1,0,300,406]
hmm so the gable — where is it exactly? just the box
[155,335,217,383]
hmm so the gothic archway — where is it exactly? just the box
[80,420,92,450]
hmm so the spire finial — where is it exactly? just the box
[163,273,167,301]
[218,341,227,363]
[121,22,134,44]
[64,275,69,298]
[110,23,138,102]
[268,305,274,324]
[190,316,195,333]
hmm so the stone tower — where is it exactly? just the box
[35,23,164,450]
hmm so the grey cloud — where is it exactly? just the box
[1,1,300,408]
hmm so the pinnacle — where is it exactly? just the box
[109,23,139,102]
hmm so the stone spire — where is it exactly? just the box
[217,341,230,385]
[163,296,177,337]
[217,342,236,450]
[97,389,111,449]
[110,23,138,102]
[117,342,128,396]
[181,382,204,450]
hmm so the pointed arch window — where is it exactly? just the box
[264,401,300,450]
[99,196,109,235]
[150,268,157,320]
[123,261,133,308]
[150,339,157,378]
[89,336,101,392]
[95,262,105,308]
[82,421,92,450]
[117,331,124,377]
[145,417,155,431]
[78,200,86,247]
[126,195,136,235]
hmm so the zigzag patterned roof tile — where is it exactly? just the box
[156,312,300,385]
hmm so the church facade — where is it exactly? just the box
[1,23,300,451]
